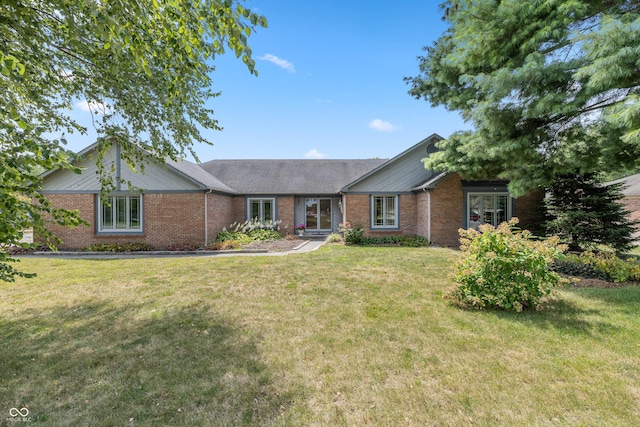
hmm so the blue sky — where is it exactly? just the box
[66,0,469,161]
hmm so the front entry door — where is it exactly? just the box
[305,198,332,231]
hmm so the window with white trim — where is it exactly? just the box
[372,195,398,228]
[467,193,511,230]
[248,198,274,222]
[98,195,142,232]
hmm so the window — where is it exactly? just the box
[467,193,511,230]
[98,195,142,232]
[372,195,398,228]
[248,198,274,222]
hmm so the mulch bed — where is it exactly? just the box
[567,277,640,288]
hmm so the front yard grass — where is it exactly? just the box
[1,245,639,425]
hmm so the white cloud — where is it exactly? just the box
[259,54,295,73]
[304,149,326,159]
[368,118,399,132]
[76,100,110,115]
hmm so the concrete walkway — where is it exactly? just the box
[26,240,326,259]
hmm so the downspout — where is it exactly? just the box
[421,187,431,242]
[427,190,431,242]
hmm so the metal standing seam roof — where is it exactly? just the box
[199,159,388,194]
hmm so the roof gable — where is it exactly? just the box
[41,143,235,193]
[342,134,443,193]
[607,173,640,197]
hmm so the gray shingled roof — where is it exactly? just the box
[200,159,387,194]
[608,173,640,197]
[167,158,237,194]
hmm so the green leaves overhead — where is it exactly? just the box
[407,0,640,195]
[0,0,267,280]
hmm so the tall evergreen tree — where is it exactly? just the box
[546,172,638,252]
[407,1,640,195]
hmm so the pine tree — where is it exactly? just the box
[546,172,638,252]
[407,1,640,195]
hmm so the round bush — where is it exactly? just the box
[443,219,568,312]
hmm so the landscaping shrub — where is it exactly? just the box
[82,242,153,252]
[403,235,430,247]
[215,219,283,244]
[341,223,365,245]
[204,240,241,250]
[360,235,430,247]
[325,233,343,243]
[214,230,253,244]
[443,219,568,312]
[165,242,198,251]
[2,244,50,255]
[247,229,282,241]
[554,251,640,283]
[551,258,610,281]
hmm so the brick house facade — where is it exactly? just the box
[41,135,547,249]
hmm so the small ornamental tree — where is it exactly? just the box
[443,219,568,312]
[545,172,638,252]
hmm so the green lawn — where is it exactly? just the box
[2,245,639,426]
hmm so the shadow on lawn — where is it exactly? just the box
[0,301,294,426]
[492,297,622,337]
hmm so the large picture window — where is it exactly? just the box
[248,198,274,222]
[372,195,398,228]
[98,195,142,232]
[467,193,511,230]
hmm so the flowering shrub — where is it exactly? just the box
[443,219,568,312]
[325,233,343,243]
[215,219,282,243]
[341,223,365,245]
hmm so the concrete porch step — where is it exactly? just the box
[296,233,330,241]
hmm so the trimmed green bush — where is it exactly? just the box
[358,235,430,247]
[82,242,153,252]
[444,219,568,312]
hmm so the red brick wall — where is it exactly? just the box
[514,189,544,233]
[42,192,208,250]
[232,197,246,223]
[343,194,418,236]
[429,174,464,247]
[41,194,96,249]
[206,193,236,243]
[621,197,640,223]
[277,196,295,235]
[144,193,205,248]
